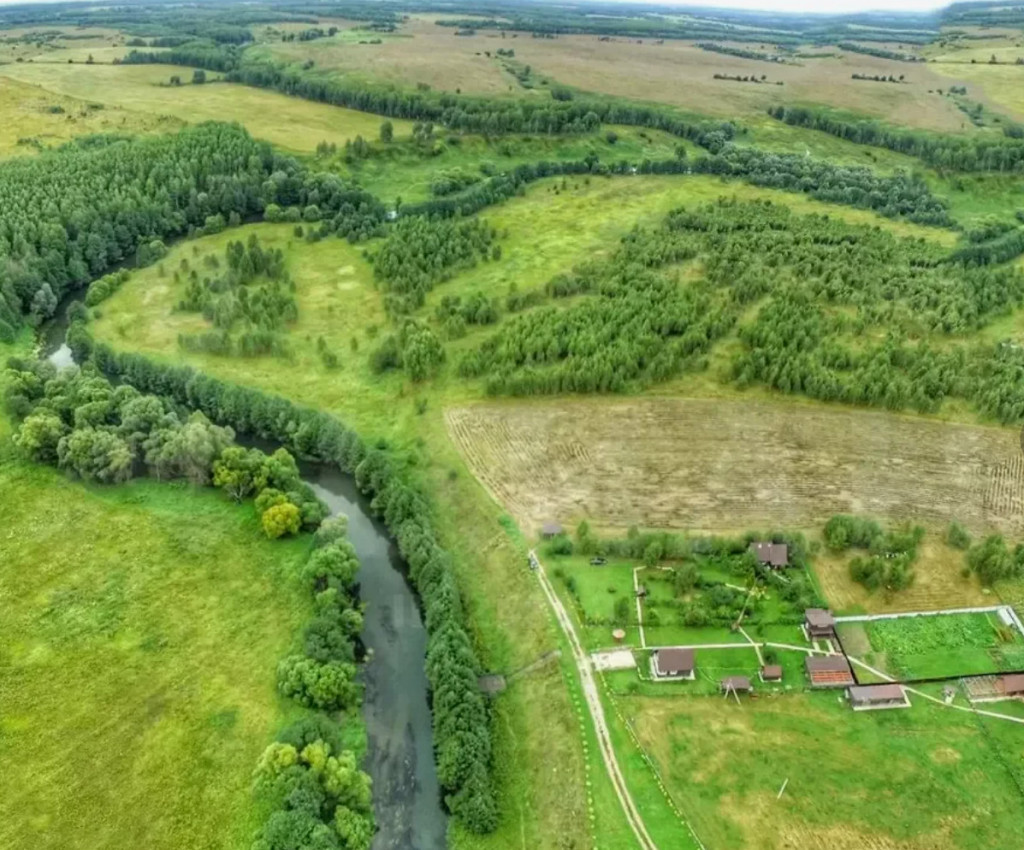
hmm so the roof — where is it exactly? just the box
[749,542,789,566]
[806,655,851,674]
[721,675,752,691]
[1000,673,1024,694]
[541,522,564,536]
[656,647,694,672]
[805,608,835,629]
[761,664,783,680]
[849,684,904,703]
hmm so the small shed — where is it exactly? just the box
[805,608,836,639]
[541,522,564,538]
[721,675,753,695]
[749,541,789,568]
[998,673,1024,697]
[636,584,648,599]
[848,684,910,711]
[653,647,695,680]
[760,664,783,683]
[806,654,854,688]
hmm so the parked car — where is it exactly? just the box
[590,557,607,566]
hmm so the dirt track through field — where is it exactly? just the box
[446,398,1024,536]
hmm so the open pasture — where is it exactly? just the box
[445,397,1024,539]
[0,75,172,157]
[0,62,412,152]
[621,690,1024,850]
[0,390,312,850]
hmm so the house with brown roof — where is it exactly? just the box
[806,654,854,688]
[721,675,752,695]
[805,608,836,639]
[653,648,695,680]
[749,542,789,568]
[760,664,783,683]
[848,684,910,711]
[998,673,1024,698]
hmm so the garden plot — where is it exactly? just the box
[836,608,1024,682]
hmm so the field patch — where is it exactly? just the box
[445,397,1023,538]
[1,63,412,152]
[622,690,1024,850]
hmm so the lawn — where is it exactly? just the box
[624,689,1024,850]
[838,611,1024,681]
[0,337,313,850]
[0,63,413,153]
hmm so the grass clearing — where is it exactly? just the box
[623,689,1024,850]
[0,63,412,153]
[0,335,313,850]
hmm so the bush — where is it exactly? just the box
[946,521,972,550]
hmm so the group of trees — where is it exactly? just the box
[825,514,922,592]
[965,534,1024,586]
[4,357,325,536]
[769,104,1024,173]
[851,73,907,83]
[712,73,783,85]
[369,216,496,313]
[837,41,925,62]
[370,319,446,381]
[177,234,297,357]
[697,42,790,63]
[82,339,498,833]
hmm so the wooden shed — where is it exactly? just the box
[721,675,753,695]
[998,673,1024,697]
[760,664,783,683]
[749,541,789,568]
[541,522,564,538]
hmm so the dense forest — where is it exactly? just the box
[770,105,1024,173]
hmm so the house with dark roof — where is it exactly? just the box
[720,675,752,695]
[749,541,789,568]
[804,608,836,639]
[848,684,910,711]
[998,673,1024,698]
[806,654,854,688]
[760,664,783,683]
[653,648,695,680]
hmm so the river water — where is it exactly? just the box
[42,311,446,850]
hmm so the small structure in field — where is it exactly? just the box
[848,683,910,711]
[804,608,836,639]
[806,654,854,688]
[653,647,695,680]
[749,541,789,568]
[540,522,564,538]
[760,664,783,683]
[636,584,648,598]
[612,628,626,643]
[721,675,753,696]
[998,673,1024,698]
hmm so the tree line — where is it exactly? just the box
[78,337,499,833]
[696,42,792,63]
[769,104,1024,173]
[838,41,926,62]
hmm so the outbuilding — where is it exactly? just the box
[805,608,836,639]
[998,673,1024,697]
[806,654,854,688]
[721,675,752,695]
[540,522,564,538]
[848,684,910,711]
[760,664,783,683]
[653,648,695,680]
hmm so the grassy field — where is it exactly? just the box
[0,75,173,157]
[305,16,979,131]
[446,397,1024,539]
[0,337,314,850]
[837,611,1024,681]
[622,689,1024,850]
[0,63,413,153]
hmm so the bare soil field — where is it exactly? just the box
[445,397,1024,537]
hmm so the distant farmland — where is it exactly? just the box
[446,398,1024,536]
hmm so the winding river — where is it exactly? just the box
[42,301,447,849]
